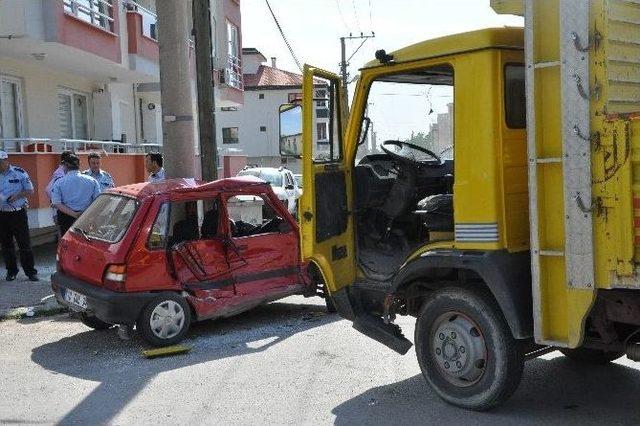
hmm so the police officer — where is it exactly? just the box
[51,154,101,236]
[83,152,115,191]
[145,152,165,182]
[0,150,38,281]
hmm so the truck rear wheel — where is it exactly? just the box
[559,347,624,364]
[138,294,191,347]
[415,287,524,411]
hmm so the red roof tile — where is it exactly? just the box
[243,65,303,88]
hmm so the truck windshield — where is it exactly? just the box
[71,194,138,243]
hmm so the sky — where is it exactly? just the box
[240,0,523,144]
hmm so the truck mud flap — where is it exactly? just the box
[352,314,413,355]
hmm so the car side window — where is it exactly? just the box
[148,203,170,249]
[148,198,222,249]
[226,194,290,238]
[284,172,293,187]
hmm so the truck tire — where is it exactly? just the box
[559,347,624,364]
[79,313,112,330]
[414,287,524,411]
[138,293,191,347]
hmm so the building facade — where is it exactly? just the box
[0,0,244,233]
[217,48,329,173]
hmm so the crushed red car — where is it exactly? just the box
[52,176,319,346]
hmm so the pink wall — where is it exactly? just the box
[126,11,159,61]
[55,0,121,63]
[223,155,247,177]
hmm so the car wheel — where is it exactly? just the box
[559,347,624,364]
[138,293,191,347]
[79,313,112,330]
[415,287,524,411]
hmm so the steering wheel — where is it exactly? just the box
[381,140,444,167]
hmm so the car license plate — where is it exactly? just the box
[64,289,87,310]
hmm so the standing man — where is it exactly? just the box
[145,152,165,182]
[51,154,101,236]
[0,150,38,281]
[83,152,115,191]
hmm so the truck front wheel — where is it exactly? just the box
[415,287,524,411]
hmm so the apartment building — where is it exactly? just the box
[0,0,244,233]
[217,48,329,173]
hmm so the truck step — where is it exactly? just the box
[352,314,413,355]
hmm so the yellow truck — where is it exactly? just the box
[278,0,640,410]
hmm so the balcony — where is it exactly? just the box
[217,54,244,107]
[125,1,159,77]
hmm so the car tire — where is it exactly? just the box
[138,293,192,347]
[79,313,112,330]
[559,347,624,365]
[414,287,524,411]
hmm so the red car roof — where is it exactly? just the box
[108,176,271,199]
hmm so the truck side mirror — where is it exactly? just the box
[279,103,302,157]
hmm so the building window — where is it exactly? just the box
[288,92,302,103]
[315,88,329,118]
[63,0,115,32]
[316,122,328,143]
[258,93,265,99]
[225,21,243,90]
[222,127,239,144]
[259,126,267,132]
[0,75,24,140]
[58,89,89,140]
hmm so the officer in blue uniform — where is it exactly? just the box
[51,154,101,236]
[82,152,115,191]
[0,150,38,281]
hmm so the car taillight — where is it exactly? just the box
[103,264,126,291]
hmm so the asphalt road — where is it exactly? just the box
[1,295,640,425]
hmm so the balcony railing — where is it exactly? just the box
[63,0,115,32]
[223,54,244,90]
[124,0,157,40]
[0,138,162,154]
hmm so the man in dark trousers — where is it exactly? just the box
[0,150,38,281]
[51,154,101,236]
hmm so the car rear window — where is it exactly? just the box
[71,194,138,243]
[238,169,283,187]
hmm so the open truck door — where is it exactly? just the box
[279,66,356,314]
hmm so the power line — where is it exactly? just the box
[351,0,361,33]
[265,0,302,72]
[368,0,373,30]
[334,0,350,33]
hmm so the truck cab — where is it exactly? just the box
[281,17,640,410]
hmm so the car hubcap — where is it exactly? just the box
[431,311,487,387]
[149,300,185,340]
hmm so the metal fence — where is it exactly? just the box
[0,138,162,154]
[124,0,157,40]
[63,0,115,32]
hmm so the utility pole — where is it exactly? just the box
[157,1,197,178]
[339,32,375,108]
[192,0,218,181]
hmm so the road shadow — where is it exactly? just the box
[31,301,338,425]
[331,355,640,425]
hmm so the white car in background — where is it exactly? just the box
[237,167,301,214]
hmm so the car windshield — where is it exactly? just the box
[71,194,138,243]
[238,169,283,187]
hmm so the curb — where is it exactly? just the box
[0,294,68,321]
